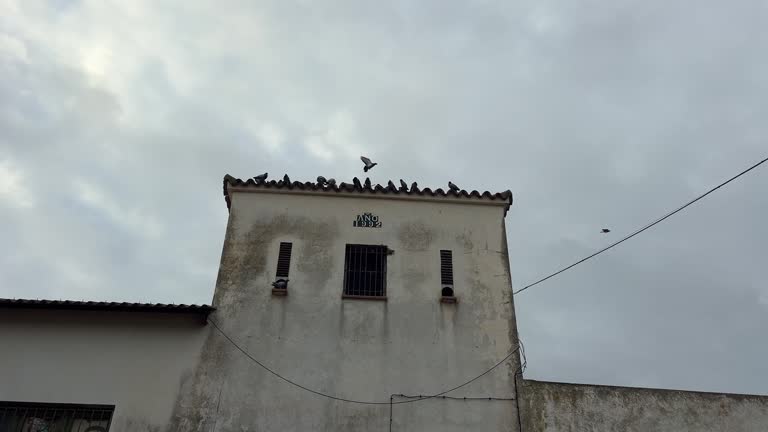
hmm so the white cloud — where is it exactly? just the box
[303,110,364,162]
[73,179,163,238]
[251,122,285,154]
[0,159,33,208]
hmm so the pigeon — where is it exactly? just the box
[327,178,337,186]
[272,279,288,289]
[361,156,378,172]
[399,179,408,191]
[410,181,419,192]
[283,174,291,184]
[387,180,397,191]
[353,177,362,189]
[317,176,328,186]
[253,172,268,183]
[448,181,460,192]
[364,177,372,188]
[601,228,611,233]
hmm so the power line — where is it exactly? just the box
[393,394,516,401]
[208,318,520,405]
[513,154,768,296]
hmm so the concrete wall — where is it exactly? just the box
[0,309,209,432]
[520,379,768,431]
[172,190,522,431]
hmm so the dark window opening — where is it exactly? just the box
[440,250,454,286]
[0,402,114,432]
[343,244,387,297]
[275,242,293,278]
[441,286,454,297]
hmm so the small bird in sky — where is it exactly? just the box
[361,156,378,172]
[601,228,611,233]
[448,181,460,192]
[253,172,268,183]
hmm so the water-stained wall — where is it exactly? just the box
[519,379,768,431]
[172,190,522,431]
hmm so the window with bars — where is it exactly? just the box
[0,402,114,432]
[343,244,387,298]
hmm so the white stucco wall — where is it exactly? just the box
[0,309,209,431]
[172,190,522,431]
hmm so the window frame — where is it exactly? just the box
[342,244,388,300]
[0,401,115,432]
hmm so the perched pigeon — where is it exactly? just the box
[410,181,418,192]
[327,178,337,186]
[361,156,378,172]
[448,181,460,192]
[353,177,362,189]
[317,176,328,185]
[364,177,372,188]
[272,279,288,289]
[601,228,611,233]
[387,180,397,191]
[283,174,291,185]
[253,172,268,183]
[399,179,408,191]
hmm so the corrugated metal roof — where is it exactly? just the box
[223,174,514,213]
[0,298,214,315]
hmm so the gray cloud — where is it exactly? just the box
[1,0,767,395]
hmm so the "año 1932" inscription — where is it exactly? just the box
[353,212,382,228]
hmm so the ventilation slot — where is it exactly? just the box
[440,250,454,286]
[276,242,292,277]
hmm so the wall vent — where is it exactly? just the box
[440,250,454,286]
[275,242,292,278]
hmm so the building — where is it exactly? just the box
[2,174,767,431]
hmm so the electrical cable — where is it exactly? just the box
[393,394,515,401]
[209,318,520,406]
[513,154,768,296]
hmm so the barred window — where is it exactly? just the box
[343,244,387,298]
[0,402,114,432]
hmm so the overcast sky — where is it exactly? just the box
[2,0,767,396]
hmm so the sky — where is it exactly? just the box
[1,0,767,396]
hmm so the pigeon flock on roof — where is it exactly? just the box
[243,156,465,194]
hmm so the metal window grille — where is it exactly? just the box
[275,242,293,278]
[440,250,454,286]
[343,244,387,297]
[0,402,114,432]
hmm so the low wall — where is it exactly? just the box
[519,379,768,431]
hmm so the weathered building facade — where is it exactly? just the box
[2,174,768,431]
[169,175,521,431]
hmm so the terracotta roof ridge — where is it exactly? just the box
[223,174,513,214]
[0,298,214,316]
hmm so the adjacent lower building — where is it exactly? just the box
[2,174,767,431]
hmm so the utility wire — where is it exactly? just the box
[393,394,515,401]
[209,318,520,406]
[513,155,768,296]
